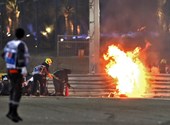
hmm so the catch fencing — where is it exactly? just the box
[56,35,89,57]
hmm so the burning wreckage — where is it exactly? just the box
[103,42,152,98]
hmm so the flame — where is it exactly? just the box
[103,45,149,97]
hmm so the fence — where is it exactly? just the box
[1,73,170,97]
[147,73,170,98]
[47,74,115,97]
[56,35,89,57]
[47,73,170,98]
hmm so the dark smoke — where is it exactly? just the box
[100,0,170,66]
[101,0,158,33]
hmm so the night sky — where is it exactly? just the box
[1,0,170,62]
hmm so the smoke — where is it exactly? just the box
[100,0,170,65]
[101,0,158,33]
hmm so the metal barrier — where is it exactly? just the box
[148,73,170,98]
[47,74,115,97]
[46,73,170,98]
[1,73,170,98]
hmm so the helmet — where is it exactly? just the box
[45,58,52,65]
[160,59,166,64]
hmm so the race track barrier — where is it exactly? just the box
[1,73,170,98]
[46,73,170,98]
[147,73,170,98]
[47,74,116,97]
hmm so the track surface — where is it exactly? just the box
[0,96,170,125]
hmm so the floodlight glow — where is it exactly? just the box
[26,34,30,37]
[60,38,64,42]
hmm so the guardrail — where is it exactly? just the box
[147,73,170,98]
[47,73,170,98]
[1,73,170,98]
[47,74,116,97]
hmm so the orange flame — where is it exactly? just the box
[103,45,149,97]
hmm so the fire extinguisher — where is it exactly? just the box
[65,84,69,96]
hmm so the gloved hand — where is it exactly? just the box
[21,67,27,76]
[48,73,53,79]
[67,83,71,88]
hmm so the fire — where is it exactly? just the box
[103,45,149,97]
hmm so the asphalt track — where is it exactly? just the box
[0,96,170,125]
